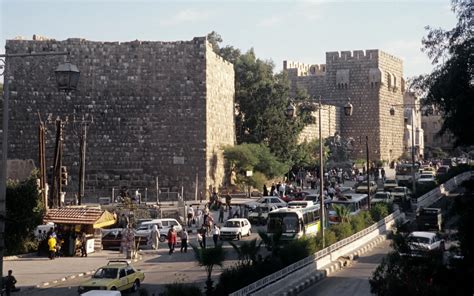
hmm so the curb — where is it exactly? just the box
[281,235,387,296]
[33,255,143,290]
[4,252,37,261]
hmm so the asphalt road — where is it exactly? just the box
[299,240,392,296]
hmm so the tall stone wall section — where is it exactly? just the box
[284,50,405,162]
[205,43,235,195]
[298,105,340,143]
[4,36,235,200]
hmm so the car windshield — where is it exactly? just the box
[224,221,240,227]
[267,214,299,233]
[385,180,396,184]
[420,175,433,179]
[393,188,405,193]
[93,268,118,279]
[374,193,388,199]
[408,236,431,244]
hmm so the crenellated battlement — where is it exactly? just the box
[325,49,403,64]
[283,60,326,76]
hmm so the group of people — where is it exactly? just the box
[46,228,88,260]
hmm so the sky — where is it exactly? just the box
[0,0,458,78]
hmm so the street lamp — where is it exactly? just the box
[390,105,418,196]
[0,51,78,283]
[286,96,352,247]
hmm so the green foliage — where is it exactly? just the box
[331,222,353,240]
[229,239,262,266]
[162,283,203,296]
[292,139,328,169]
[370,203,390,222]
[6,173,45,255]
[332,204,351,223]
[351,213,369,233]
[411,0,474,146]
[279,237,317,266]
[191,244,225,295]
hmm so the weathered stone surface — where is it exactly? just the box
[4,36,235,200]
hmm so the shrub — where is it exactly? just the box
[351,213,367,233]
[370,203,390,222]
[331,222,353,240]
[279,237,317,266]
[315,229,337,250]
[162,283,203,296]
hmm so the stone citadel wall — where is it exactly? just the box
[4,36,235,200]
[285,49,404,163]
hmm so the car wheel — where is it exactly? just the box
[111,286,117,290]
[237,233,241,240]
[159,235,166,242]
[248,229,251,236]
[132,279,140,292]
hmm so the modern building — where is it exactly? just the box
[3,35,235,201]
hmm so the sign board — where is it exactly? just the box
[246,171,253,177]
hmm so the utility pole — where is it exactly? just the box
[38,114,47,210]
[366,136,371,210]
[78,122,87,205]
[50,119,63,208]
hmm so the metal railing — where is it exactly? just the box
[230,210,401,296]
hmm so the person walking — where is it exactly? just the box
[150,224,160,250]
[167,226,177,255]
[228,206,233,221]
[196,206,203,227]
[218,204,224,223]
[212,225,220,247]
[5,270,18,296]
[187,205,195,227]
[197,230,204,248]
[48,235,56,260]
[381,168,386,182]
[200,227,207,248]
[80,232,88,257]
[180,228,188,253]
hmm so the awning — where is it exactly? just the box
[44,207,117,229]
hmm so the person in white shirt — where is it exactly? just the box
[187,205,195,227]
[212,225,220,247]
[196,206,203,226]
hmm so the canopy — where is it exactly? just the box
[43,207,117,229]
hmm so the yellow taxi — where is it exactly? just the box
[78,260,144,294]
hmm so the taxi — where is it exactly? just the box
[78,260,144,294]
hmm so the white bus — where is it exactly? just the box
[395,163,420,186]
[327,193,369,224]
[267,202,321,241]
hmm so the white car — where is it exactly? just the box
[371,191,393,204]
[220,218,252,240]
[247,196,287,210]
[418,174,436,184]
[135,218,182,242]
[406,231,445,255]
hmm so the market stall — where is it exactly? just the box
[42,206,117,256]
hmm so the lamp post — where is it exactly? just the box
[286,96,353,247]
[390,105,418,196]
[0,51,78,282]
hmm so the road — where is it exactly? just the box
[17,230,262,296]
[299,240,391,296]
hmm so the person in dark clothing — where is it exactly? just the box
[263,185,268,196]
[5,270,18,296]
[80,232,88,257]
[270,184,276,196]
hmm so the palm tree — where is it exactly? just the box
[333,204,351,223]
[258,230,283,258]
[229,238,262,266]
[191,244,225,295]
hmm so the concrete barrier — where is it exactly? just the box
[229,210,403,296]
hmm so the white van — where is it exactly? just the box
[135,218,182,242]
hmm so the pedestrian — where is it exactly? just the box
[180,228,188,253]
[80,232,88,257]
[196,206,203,227]
[270,183,276,196]
[225,194,232,210]
[197,230,204,248]
[167,226,177,255]
[187,205,195,227]
[228,206,233,221]
[150,224,160,250]
[218,204,224,223]
[381,168,386,182]
[201,227,207,248]
[48,235,56,260]
[212,225,220,247]
[5,270,18,296]
[263,184,268,196]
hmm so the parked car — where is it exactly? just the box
[418,174,436,185]
[355,181,378,194]
[391,186,410,203]
[78,260,145,293]
[371,191,393,205]
[383,179,398,192]
[436,165,450,176]
[248,205,277,225]
[405,231,445,256]
[416,207,443,231]
[281,191,311,203]
[135,218,182,242]
[220,218,252,240]
[247,196,287,210]
[101,229,148,250]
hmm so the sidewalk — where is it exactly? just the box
[4,250,137,289]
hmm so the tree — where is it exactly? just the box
[412,0,473,146]
[6,172,45,255]
[229,239,262,267]
[191,244,226,295]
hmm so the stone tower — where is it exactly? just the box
[285,49,405,163]
[4,36,235,201]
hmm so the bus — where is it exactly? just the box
[267,202,321,241]
[327,193,369,224]
[395,163,420,186]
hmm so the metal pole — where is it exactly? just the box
[366,136,371,210]
[411,109,416,196]
[156,176,160,204]
[195,173,198,202]
[78,123,86,205]
[318,97,325,247]
[0,64,10,283]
